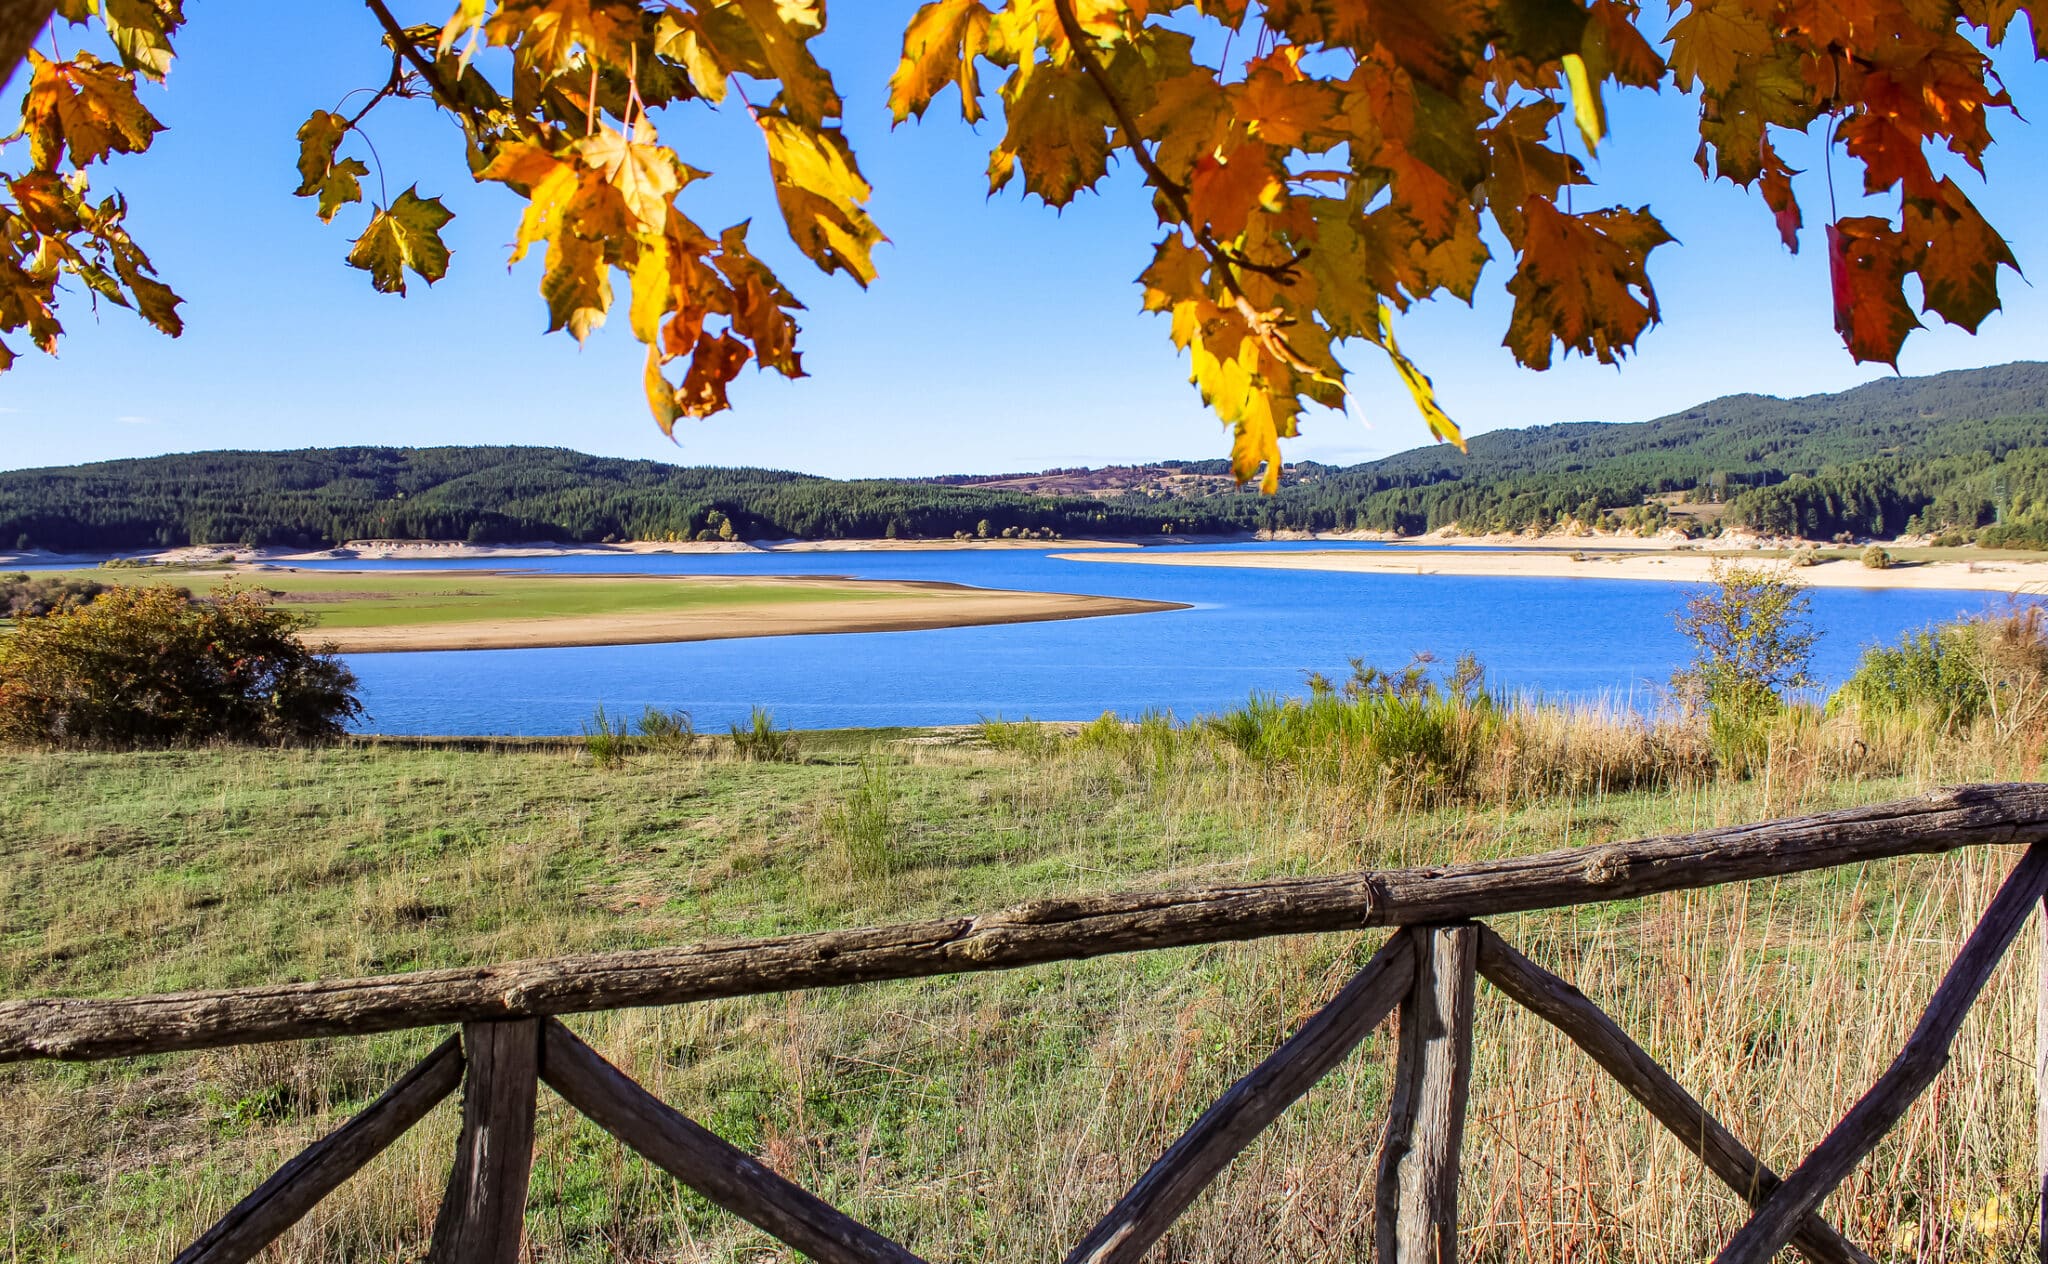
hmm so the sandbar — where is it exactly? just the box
[302,576,1183,653]
[1054,547,2048,594]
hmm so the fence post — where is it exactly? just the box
[429,1020,540,1264]
[1375,925,1479,1264]
[2038,897,2046,1264]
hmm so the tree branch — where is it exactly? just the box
[1047,0,1318,375]
[362,0,463,114]
[0,0,56,93]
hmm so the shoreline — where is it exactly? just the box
[1056,546,2048,593]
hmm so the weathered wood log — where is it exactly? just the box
[1064,933,1416,1264]
[5,784,2045,1064]
[172,1036,462,1264]
[1715,842,2048,1264]
[538,1019,926,1264]
[1374,925,1478,1264]
[428,1021,539,1264]
[1475,928,1873,1264]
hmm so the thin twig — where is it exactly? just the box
[362,0,463,112]
[346,54,409,128]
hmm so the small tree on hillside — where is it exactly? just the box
[0,584,362,747]
[1671,562,1818,722]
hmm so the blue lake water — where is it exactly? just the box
[173,545,2001,735]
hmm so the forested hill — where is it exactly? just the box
[0,448,1244,551]
[6,361,2048,552]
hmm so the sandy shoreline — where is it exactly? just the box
[1056,547,2048,593]
[307,578,1184,653]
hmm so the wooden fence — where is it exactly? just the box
[6,782,2048,1263]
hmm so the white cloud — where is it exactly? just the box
[115,414,155,425]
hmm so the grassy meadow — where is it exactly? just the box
[2,695,2045,1263]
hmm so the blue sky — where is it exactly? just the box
[2,4,2045,478]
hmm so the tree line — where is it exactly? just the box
[6,364,2048,552]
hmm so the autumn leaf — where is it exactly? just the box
[20,51,163,171]
[677,329,752,418]
[758,111,883,285]
[1188,142,1283,240]
[1504,198,1670,370]
[8,0,2037,484]
[731,0,840,128]
[577,120,682,237]
[1234,50,1334,151]
[101,0,182,80]
[294,110,368,223]
[1560,54,1603,154]
[988,60,1116,206]
[540,229,611,340]
[714,224,805,377]
[1581,0,1664,88]
[347,188,454,296]
[1758,147,1800,253]
[1378,300,1462,450]
[1666,0,1772,93]
[485,0,637,74]
[1827,217,1920,367]
[890,0,992,124]
[1903,180,2018,333]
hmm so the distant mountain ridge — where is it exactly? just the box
[6,362,2048,552]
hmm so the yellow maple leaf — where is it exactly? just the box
[20,51,162,172]
[577,121,682,238]
[1377,299,1463,449]
[758,113,883,285]
[889,0,993,124]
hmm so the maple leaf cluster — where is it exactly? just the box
[1,0,2038,489]
[0,0,184,373]
[292,0,873,430]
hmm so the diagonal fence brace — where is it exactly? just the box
[1065,932,1416,1264]
[539,1018,926,1264]
[1475,927,1873,1264]
[173,1035,464,1264]
[1715,842,2048,1264]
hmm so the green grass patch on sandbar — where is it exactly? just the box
[6,569,917,633]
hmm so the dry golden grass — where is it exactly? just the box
[0,712,2042,1262]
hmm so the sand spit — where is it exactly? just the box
[310,578,1185,654]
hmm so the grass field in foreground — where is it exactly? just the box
[1,719,2041,1263]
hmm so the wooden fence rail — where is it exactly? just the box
[9,783,2048,1263]
[5,782,2045,1064]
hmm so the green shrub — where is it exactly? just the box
[0,584,360,748]
[1861,545,1893,569]
[731,706,799,762]
[582,704,631,769]
[635,706,695,753]
[1074,708,1181,777]
[823,757,896,879]
[978,716,1061,757]
[1,573,113,618]
[1833,605,2048,739]
[1203,654,1499,795]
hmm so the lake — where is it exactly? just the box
[222,544,2001,735]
